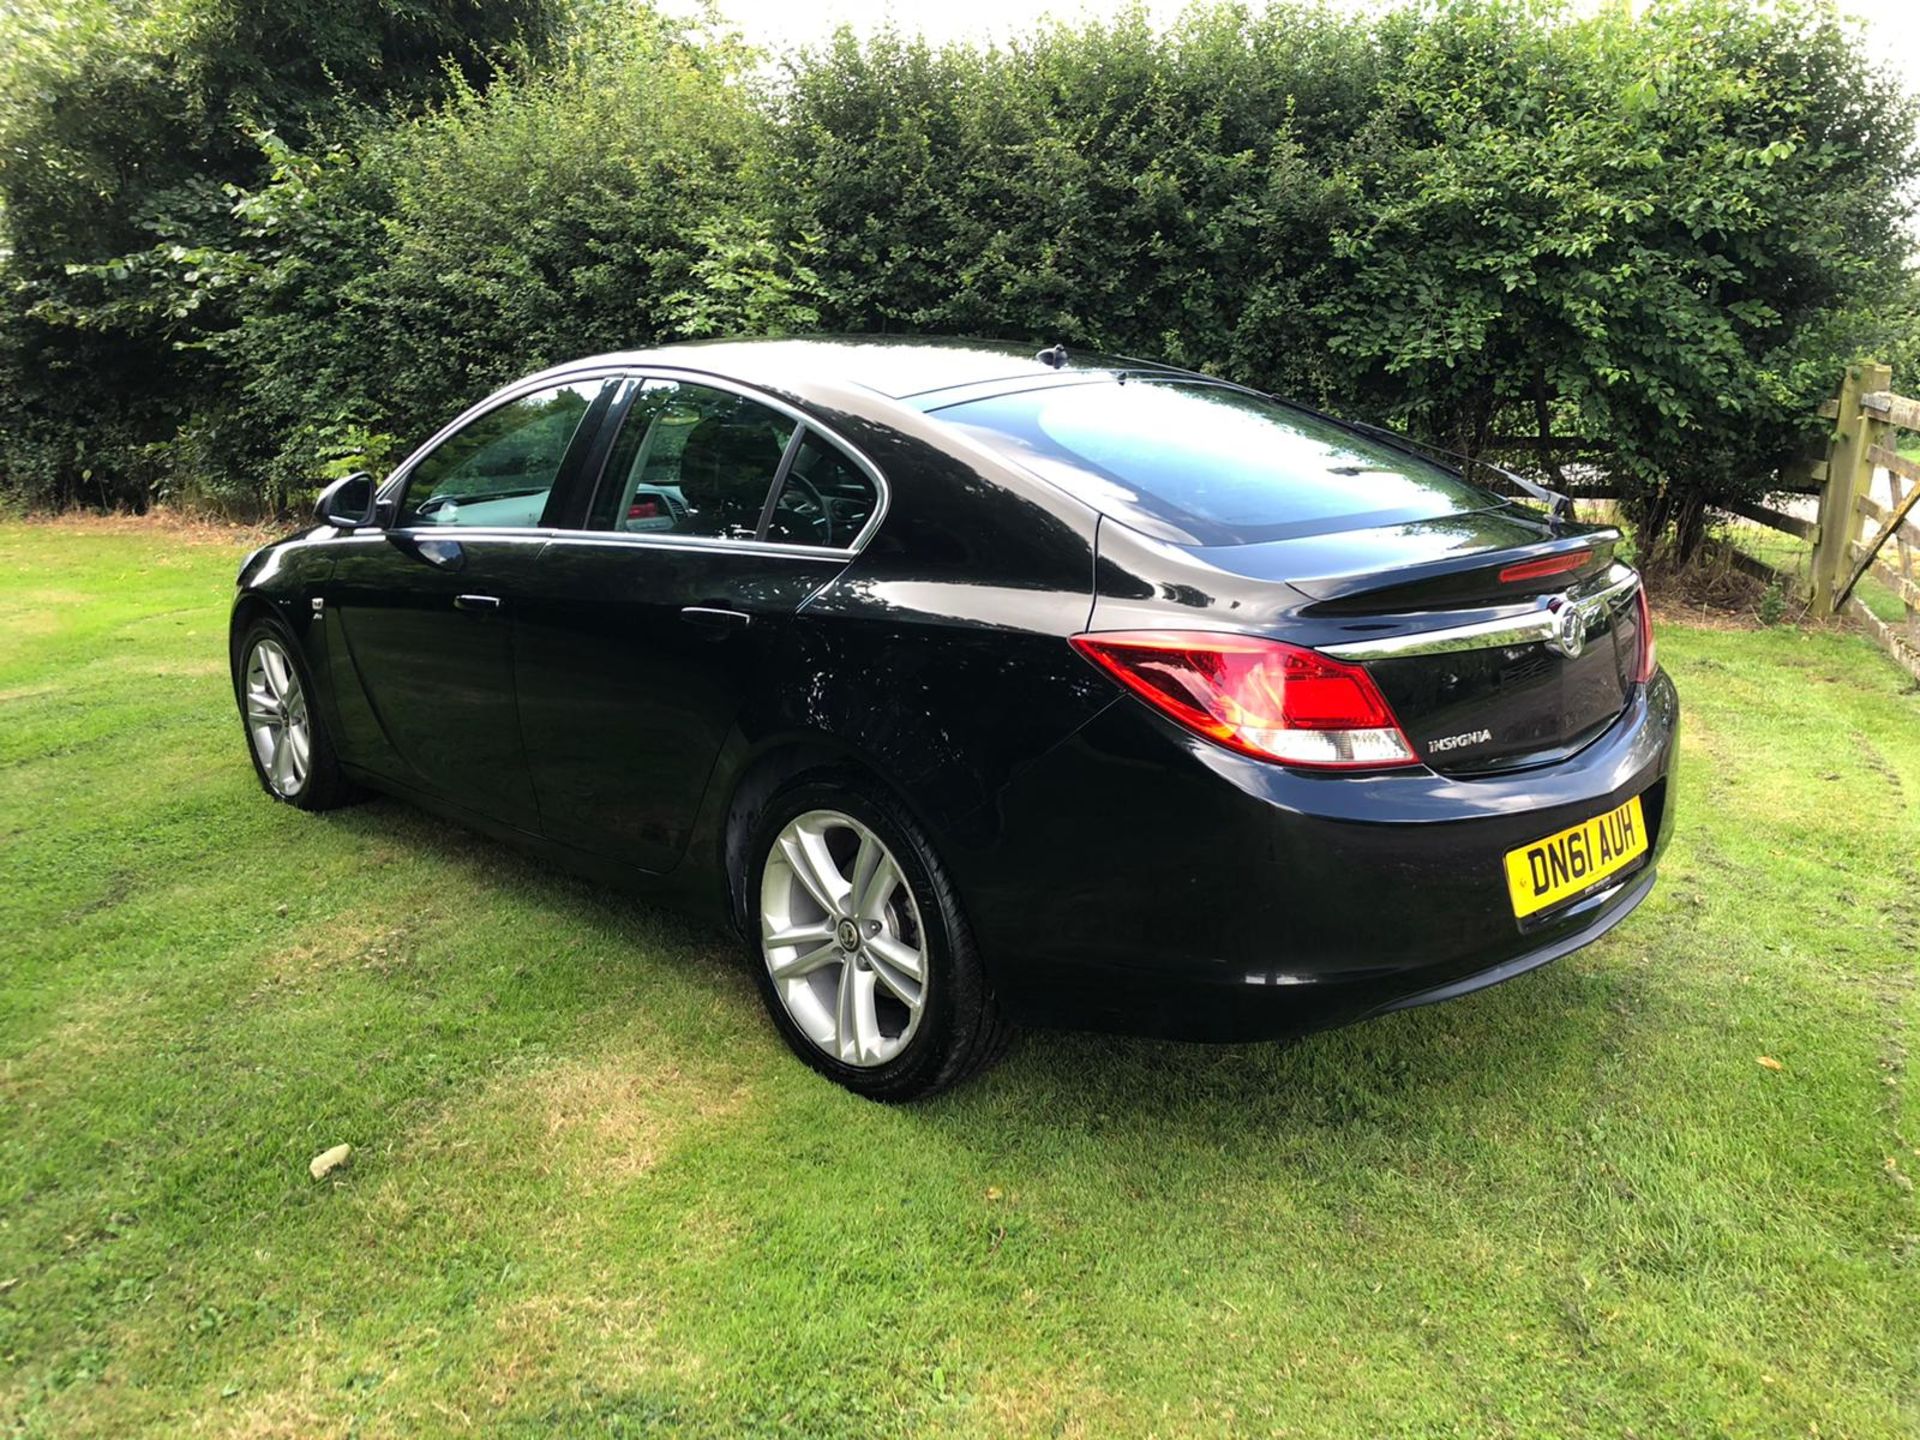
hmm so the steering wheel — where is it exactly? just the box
[773,472,832,547]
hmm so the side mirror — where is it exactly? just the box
[314,472,377,530]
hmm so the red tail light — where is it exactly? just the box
[1633,583,1657,684]
[1070,631,1418,770]
[1499,550,1590,585]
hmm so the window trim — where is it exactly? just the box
[752,426,810,541]
[377,363,893,557]
[571,367,891,558]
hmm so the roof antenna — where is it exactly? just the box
[1035,344,1069,370]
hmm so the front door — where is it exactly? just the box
[327,376,611,831]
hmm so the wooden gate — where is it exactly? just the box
[1810,361,1920,681]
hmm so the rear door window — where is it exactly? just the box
[589,380,797,540]
[931,379,1500,545]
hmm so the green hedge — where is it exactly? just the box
[3,0,1917,556]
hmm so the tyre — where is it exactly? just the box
[747,774,1011,1100]
[233,617,354,811]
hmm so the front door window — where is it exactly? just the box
[399,380,602,529]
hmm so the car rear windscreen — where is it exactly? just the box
[931,379,1502,546]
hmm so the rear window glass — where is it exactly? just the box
[931,379,1501,545]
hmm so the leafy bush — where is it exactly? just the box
[773,7,1373,388]
[2,0,1916,555]
[770,1,1920,560]
[1317,0,1920,558]
[216,15,790,507]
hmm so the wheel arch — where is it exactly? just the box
[228,592,283,680]
[712,734,941,939]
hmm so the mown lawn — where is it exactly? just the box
[2,518,1916,1439]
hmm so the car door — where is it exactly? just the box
[325,376,614,831]
[515,374,885,873]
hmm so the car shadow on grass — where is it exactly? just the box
[313,791,1648,1152]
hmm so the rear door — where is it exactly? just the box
[516,375,884,872]
[326,376,612,829]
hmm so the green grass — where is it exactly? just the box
[2,518,1917,1439]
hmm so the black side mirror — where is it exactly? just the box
[314,472,377,530]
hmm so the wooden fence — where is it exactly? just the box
[1807,361,1920,681]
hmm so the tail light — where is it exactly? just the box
[1633,582,1657,684]
[1070,631,1418,770]
[1499,550,1590,585]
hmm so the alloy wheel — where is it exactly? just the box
[759,809,928,1067]
[244,636,311,798]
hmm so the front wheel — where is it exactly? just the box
[747,776,1011,1100]
[234,617,354,811]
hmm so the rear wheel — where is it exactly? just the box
[747,776,1010,1100]
[235,618,353,811]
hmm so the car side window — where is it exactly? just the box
[398,380,601,529]
[591,380,797,540]
[764,432,879,548]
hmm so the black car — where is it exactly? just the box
[231,338,1678,1099]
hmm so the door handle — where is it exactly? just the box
[680,604,750,633]
[453,593,504,612]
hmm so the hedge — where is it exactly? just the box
[2,0,1916,558]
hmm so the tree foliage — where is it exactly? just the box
[1,0,1915,557]
[0,0,563,510]
[213,14,787,503]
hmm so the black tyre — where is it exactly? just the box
[232,616,355,812]
[746,773,1011,1100]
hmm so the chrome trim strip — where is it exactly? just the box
[326,526,857,563]
[1321,611,1560,660]
[1319,565,1640,661]
[533,533,861,562]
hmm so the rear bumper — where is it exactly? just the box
[958,669,1679,1041]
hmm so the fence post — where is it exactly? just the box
[1810,360,1890,615]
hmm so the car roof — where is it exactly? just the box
[548,335,1194,404]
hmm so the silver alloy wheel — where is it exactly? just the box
[244,636,311,798]
[760,809,928,1068]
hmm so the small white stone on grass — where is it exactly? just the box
[308,1143,352,1181]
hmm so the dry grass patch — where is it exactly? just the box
[207,1392,357,1440]
[350,1037,754,1250]
[534,1052,750,1183]
[254,916,420,988]
[963,1359,1128,1439]
[4,510,277,547]
[475,1289,663,1413]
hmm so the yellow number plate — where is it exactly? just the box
[1504,795,1647,919]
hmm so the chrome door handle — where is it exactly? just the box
[680,605,750,632]
[453,593,503,612]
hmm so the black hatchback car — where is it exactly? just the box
[231,338,1678,1098]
